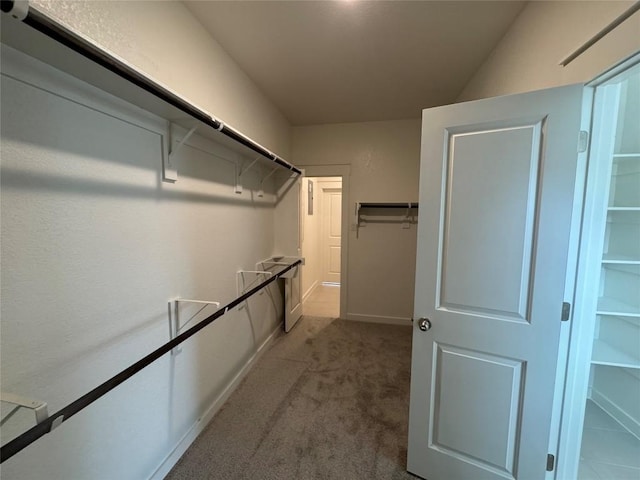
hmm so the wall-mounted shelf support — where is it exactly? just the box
[236,270,273,297]
[258,256,304,279]
[0,392,49,427]
[234,157,260,194]
[164,124,199,182]
[257,167,279,198]
[169,298,220,354]
[240,158,260,177]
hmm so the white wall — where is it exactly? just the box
[292,120,421,324]
[458,1,640,101]
[0,45,287,480]
[31,0,292,158]
[0,45,288,480]
[0,1,296,478]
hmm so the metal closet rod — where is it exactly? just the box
[0,0,301,176]
[0,259,302,463]
[359,202,419,208]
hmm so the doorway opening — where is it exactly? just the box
[300,176,342,318]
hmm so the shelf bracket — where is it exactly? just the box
[239,157,260,178]
[163,124,198,183]
[0,392,49,426]
[257,167,278,198]
[169,297,220,354]
[236,271,273,309]
[354,202,362,236]
[403,202,413,229]
[235,157,260,195]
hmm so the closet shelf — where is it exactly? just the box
[0,3,301,181]
[354,202,419,231]
[591,339,640,369]
[597,296,640,317]
[602,253,640,264]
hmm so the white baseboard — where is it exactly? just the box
[345,313,411,326]
[302,280,319,303]
[148,322,283,480]
[592,388,640,440]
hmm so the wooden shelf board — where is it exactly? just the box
[591,339,640,369]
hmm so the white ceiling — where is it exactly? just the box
[184,1,527,126]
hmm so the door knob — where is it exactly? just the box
[418,318,432,332]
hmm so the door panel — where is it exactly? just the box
[321,182,342,284]
[432,344,523,476]
[441,122,541,321]
[408,84,585,480]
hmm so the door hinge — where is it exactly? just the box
[561,302,571,321]
[578,130,589,153]
[546,453,555,471]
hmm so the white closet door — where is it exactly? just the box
[408,84,584,480]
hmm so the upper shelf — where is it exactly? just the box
[354,202,419,230]
[597,296,640,317]
[0,4,301,177]
[613,153,640,160]
[591,339,640,369]
[602,253,640,264]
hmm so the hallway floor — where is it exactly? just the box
[302,284,340,318]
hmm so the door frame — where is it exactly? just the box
[555,52,640,480]
[298,164,351,320]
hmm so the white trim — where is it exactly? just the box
[587,51,640,87]
[346,313,411,326]
[302,280,319,303]
[555,82,622,480]
[545,87,595,480]
[147,323,283,480]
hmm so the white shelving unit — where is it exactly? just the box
[577,63,640,478]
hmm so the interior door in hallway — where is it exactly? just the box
[408,84,585,480]
[320,179,342,284]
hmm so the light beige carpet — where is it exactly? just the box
[165,316,417,480]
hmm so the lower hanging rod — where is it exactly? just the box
[0,259,302,463]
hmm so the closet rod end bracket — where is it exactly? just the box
[1,0,29,21]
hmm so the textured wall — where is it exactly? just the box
[31,0,292,158]
[458,1,640,101]
[1,45,283,479]
[292,119,421,324]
